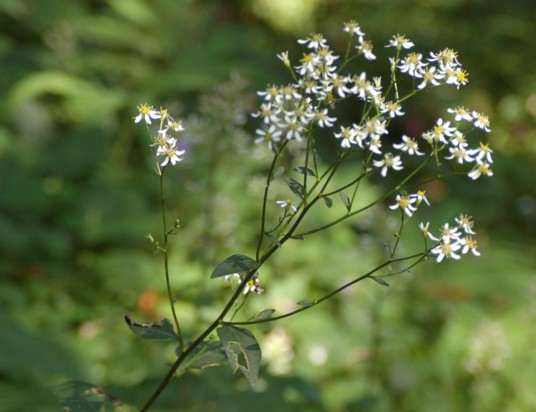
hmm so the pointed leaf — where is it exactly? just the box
[297,300,315,307]
[124,316,178,340]
[272,166,285,180]
[254,309,276,320]
[340,191,351,211]
[294,166,316,177]
[323,196,333,208]
[286,178,305,200]
[210,254,259,279]
[369,276,390,287]
[217,325,261,386]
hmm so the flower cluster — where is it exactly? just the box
[224,272,264,295]
[419,214,481,262]
[134,103,186,168]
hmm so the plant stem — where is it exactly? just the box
[159,169,184,351]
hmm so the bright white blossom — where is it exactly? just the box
[472,111,491,132]
[373,153,403,176]
[386,34,414,50]
[393,135,424,156]
[468,162,493,180]
[276,199,298,213]
[134,103,161,124]
[389,194,417,217]
[431,241,462,262]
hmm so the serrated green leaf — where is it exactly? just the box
[323,196,333,208]
[272,166,285,180]
[369,276,390,287]
[217,325,261,386]
[210,254,259,279]
[294,166,316,177]
[286,178,304,200]
[124,316,178,340]
[255,309,275,320]
[340,191,351,211]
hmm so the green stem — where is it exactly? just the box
[159,169,184,351]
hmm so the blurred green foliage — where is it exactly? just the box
[1,0,536,411]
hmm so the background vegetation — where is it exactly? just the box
[1,0,535,411]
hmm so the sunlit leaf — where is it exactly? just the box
[217,325,261,386]
[124,316,179,340]
[255,309,276,320]
[340,191,351,211]
[369,276,390,287]
[210,254,259,279]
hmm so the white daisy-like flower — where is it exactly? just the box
[386,34,414,50]
[460,236,481,256]
[455,213,476,235]
[134,103,161,124]
[468,161,493,180]
[431,241,462,262]
[276,198,298,213]
[393,135,424,156]
[472,111,491,133]
[373,153,403,177]
[389,194,417,217]
[419,222,439,241]
[470,142,493,164]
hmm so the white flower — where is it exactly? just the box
[277,51,290,67]
[455,213,476,234]
[398,52,427,77]
[276,199,298,213]
[419,222,439,241]
[448,106,473,122]
[389,194,417,217]
[134,103,161,124]
[411,190,430,206]
[334,125,357,149]
[417,66,443,89]
[386,34,414,50]
[468,162,493,180]
[431,241,462,262]
[470,142,493,164]
[343,20,365,38]
[393,135,424,156]
[431,118,457,144]
[472,111,491,133]
[356,40,376,61]
[439,223,462,243]
[429,48,461,69]
[461,236,481,256]
[380,101,405,118]
[255,124,282,150]
[298,33,328,50]
[243,274,264,294]
[156,138,186,167]
[314,108,336,128]
[373,153,403,177]
[445,146,474,164]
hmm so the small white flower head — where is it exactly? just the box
[166,119,184,133]
[380,101,405,118]
[314,108,336,128]
[243,273,264,295]
[277,51,291,67]
[389,194,417,217]
[429,48,461,69]
[298,33,328,50]
[450,130,469,148]
[386,34,414,50]
[468,161,493,180]
[398,52,427,78]
[456,213,476,234]
[393,135,424,156]
[156,138,186,167]
[431,241,462,262]
[431,118,457,144]
[255,124,282,150]
[411,190,430,207]
[356,39,376,61]
[134,103,161,124]
[472,111,491,133]
[373,153,403,177]
[444,67,469,88]
[252,103,282,125]
[439,223,462,243]
[276,198,298,213]
[334,125,357,149]
[470,142,493,164]
[461,236,481,256]
[343,20,365,38]
[448,106,473,122]
[417,66,444,89]
[419,222,439,241]
[445,146,474,164]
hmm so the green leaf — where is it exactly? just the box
[340,191,351,211]
[176,341,227,372]
[294,166,316,177]
[297,300,315,307]
[286,178,305,200]
[217,325,262,386]
[124,316,179,340]
[272,166,285,180]
[323,196,333,208]
[369,276,390,287]
[255,309,276,320]
[210,254,259,279]
[50,381,133,412]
